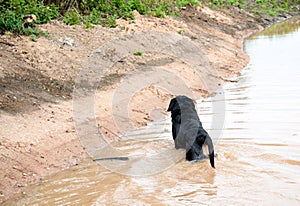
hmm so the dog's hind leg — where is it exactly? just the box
[186,142,203,161]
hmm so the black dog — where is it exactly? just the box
[167,95,215,168]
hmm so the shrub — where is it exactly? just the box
[1,0,299,35]
[0,0,58,35]
[0,9,23,34]
[63,9,81,25]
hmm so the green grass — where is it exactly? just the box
[0,0,299,36]
[63,9,82,25]
[29,34,38,42]
[207,0,245,8]
[206,0,300,16]
[134,51,143,56]
[0,0,201,33]
[178,29,185,34]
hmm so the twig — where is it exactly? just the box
[93,157,129,161]
[98,125,121,139]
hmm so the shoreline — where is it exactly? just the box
[0,6,293,203]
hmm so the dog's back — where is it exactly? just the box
[168,95,215,168]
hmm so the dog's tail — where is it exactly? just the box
[205,135,215,168]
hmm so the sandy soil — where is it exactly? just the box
[0,5,274,203]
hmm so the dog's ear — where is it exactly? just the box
[167,98,177,112]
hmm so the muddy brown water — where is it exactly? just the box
[5,17,300,205]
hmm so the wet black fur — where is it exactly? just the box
[167,96,215,168]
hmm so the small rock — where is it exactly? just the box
[58,36,76,47]
[17,183,27,187]
[18,142,26,148]
[12,165,22,170]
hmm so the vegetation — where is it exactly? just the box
[0,0,200,35]
[0,0,299,36]
[249,0,300,16]
[206,0,300,16]
[249,15,300,38]
[134,51,143,56]
[178,29,185,34]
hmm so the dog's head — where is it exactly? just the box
[167,98,179,112]
[167,96,195,113]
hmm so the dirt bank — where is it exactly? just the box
[0,5,280,203]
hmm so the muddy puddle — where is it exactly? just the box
[5,17,300,205]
